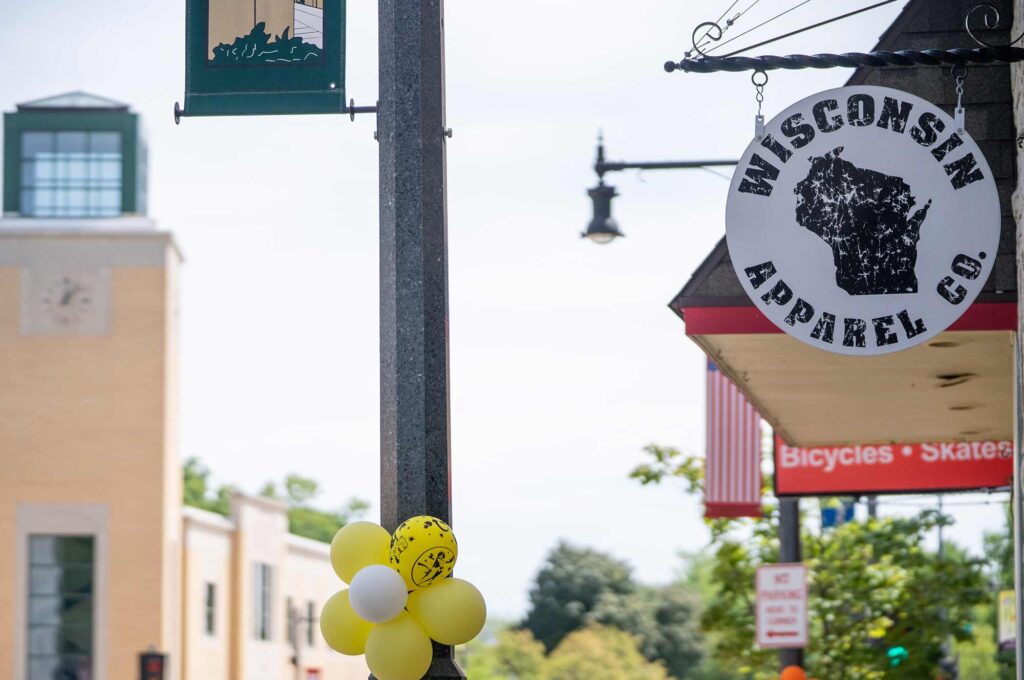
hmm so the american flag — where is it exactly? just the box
[705,360,763,518]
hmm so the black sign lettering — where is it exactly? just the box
[812,99,843,133]
[760,134,793,163]
[897,310,927,338]
[951,253,983,280]
[737,154,780,196]
[843,318,867,347]
[876,96,912,133]
[910,112,944,147]
[744,261,778,289]
[847,94,875,126]
[944,153,985,189]
[810,312,836,344]
[760,279,793,307]
[780,113,815,149]
[784,298,815,326]
[937,276,968,304]
[931,133,963,162]
[872,315,898,346]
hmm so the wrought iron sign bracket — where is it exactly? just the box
[666,46,1024,75]
[174,97,377,125]
[668,2,1024,75]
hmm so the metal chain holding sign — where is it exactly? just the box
[953,65,968,134]
[752,70,768,140]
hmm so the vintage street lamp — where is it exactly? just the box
[584,181,622,244]
[582,134,739,243]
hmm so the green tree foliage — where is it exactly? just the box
[520,542,706,678]
[631,445,989,680]
[981,507,1016,679]
[460,627,548,680]
[182,458,368,543]
[547,625,670,680]
[459,625,672,680]
[260,474,369,543]
[183,457,233,516]
[983,506,1013,590]
[590,584,703,680]
[954,608,1001,680]
[522,542,634,652]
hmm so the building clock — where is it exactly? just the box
[21,268,112,336]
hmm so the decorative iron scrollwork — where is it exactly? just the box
[689,21,726,58]
[965,3,1024,48]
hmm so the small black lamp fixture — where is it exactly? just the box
[583,181,623,244]
[582,134,738,244]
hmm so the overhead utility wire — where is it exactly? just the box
[703,0,818,55]
[694,0,741,50]
[693,0,764,53]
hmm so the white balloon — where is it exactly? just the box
[348,565,409,624]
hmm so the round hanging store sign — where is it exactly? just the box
[726,85,999,356]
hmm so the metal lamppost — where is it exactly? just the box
[582,135,738,243]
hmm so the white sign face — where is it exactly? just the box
[726,85,1000,356]
[756,564,808,649]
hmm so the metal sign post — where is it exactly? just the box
[176,0,461,675]
[377,0,463,677]
[1014,335,1023,680]
[776,497,805,670]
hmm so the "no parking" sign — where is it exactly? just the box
[756,564,808,649]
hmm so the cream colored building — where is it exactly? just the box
[0,93,366,680]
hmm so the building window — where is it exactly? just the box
[20,131,122,217]
[253,563,273,641]
[26,535,94,680]
[306,601,316,647]
[204,583,216,636]
[286,596,295,647]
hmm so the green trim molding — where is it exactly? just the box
[3,109,146,216]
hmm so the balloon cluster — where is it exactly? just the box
[320,516,486,680]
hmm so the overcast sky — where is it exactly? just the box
[1,0,1007,619]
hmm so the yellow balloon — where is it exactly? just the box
[319,590,373,655]
[365,611,433,680]
[408,578,486,645]
[331,521,391,584]
[389,516,458,590]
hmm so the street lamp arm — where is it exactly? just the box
[581,134,738,244]
[595,159,738,175]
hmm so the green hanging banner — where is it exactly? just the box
[180,0,345,118]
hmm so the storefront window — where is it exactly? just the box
[27,535,94,680]
[306,601,315,647]
[20,131,122,217]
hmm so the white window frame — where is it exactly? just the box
[14,503,108,680]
